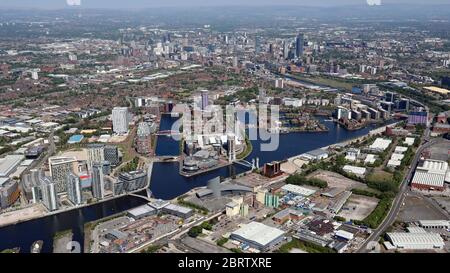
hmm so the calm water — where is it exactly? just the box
[0,114,388,252]
[149,116,385,200]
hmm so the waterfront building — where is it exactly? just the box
[118,170,147,193]
[162,203,193,219]
[40,176,58,211]
[0,178,20,210]
[112,107,131,134]
[262,161,282,178]
[136,122,152,155]
[227,134,236,162]
[91,163,105,199]
[48,156,78,193]
[66,172,83,205]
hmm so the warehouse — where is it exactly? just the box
[411,159,448,191]
[418,220,450,229]
[0,154,24,177]
[162,203,193,219]
[343,165,366,176]
[369,138,392,152]
[386,232,445,250]
[127,204,156,220]
[230,222,285,251]
[281,184,316,196]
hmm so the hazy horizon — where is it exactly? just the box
[1,0,450,9]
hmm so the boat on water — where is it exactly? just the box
[30,240,43,253]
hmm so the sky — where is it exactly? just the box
[0,0,449,9]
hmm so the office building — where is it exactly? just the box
[117,170,147,193]
[296,33,304,58]
[87,144,105,168]
[227,134,236,162]
[104,145,120,166]
[66,172,83,205]
[201,90,209,110]
[40,176,58,211]
[0,178,20,209]
[91,163,105,199]
[408,111,428,125]
[48,156,78,193]
[112,107,130,134]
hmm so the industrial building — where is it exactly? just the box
[343,165,367,176]
[230,222,285,251]
[411,159,449,191]
[162,203,193,219]
[369,138,392,152]
[302,149,329,161]
[127,204,156,220]
[281,184,316,197]
[386,232,445,250]
[0,154,24,177]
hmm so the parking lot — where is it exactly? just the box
[338,195,379,221]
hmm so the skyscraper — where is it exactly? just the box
[283,40,290,59]
[48,156,78,193]
[201,90,209,110]
[255,35,260,54]
[296,33,304,58]
[66,172,83,205]
[112,107,130,135]
[87,144,105,169]
[104,145,120,166]
[91,163,105,200]
[40,176,58,211]
[227,134,236,162]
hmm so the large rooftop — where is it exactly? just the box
[231,222,285,248]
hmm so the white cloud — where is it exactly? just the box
[66,0,81,6]
[367,0,382,6]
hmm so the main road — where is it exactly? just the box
[357,129,437,253]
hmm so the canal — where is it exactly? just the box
[0,114,391,252]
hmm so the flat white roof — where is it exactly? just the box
[387,232,444,247]
[0,154,24,177]
[387,159,402,167]
[128,204,155,217]
[419,220,450,227]
[369,138,392,151]
[390,153,404,161]
[394,146,408,153]
[404,137,415,146]
[412,171,445,188]
[418,159,448,174]
[282,184,316,196]
[231,222,285,247]
[343,165,366,175]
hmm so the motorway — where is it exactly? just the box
[357,128,437,253]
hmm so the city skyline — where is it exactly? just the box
[0,0,449,9]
